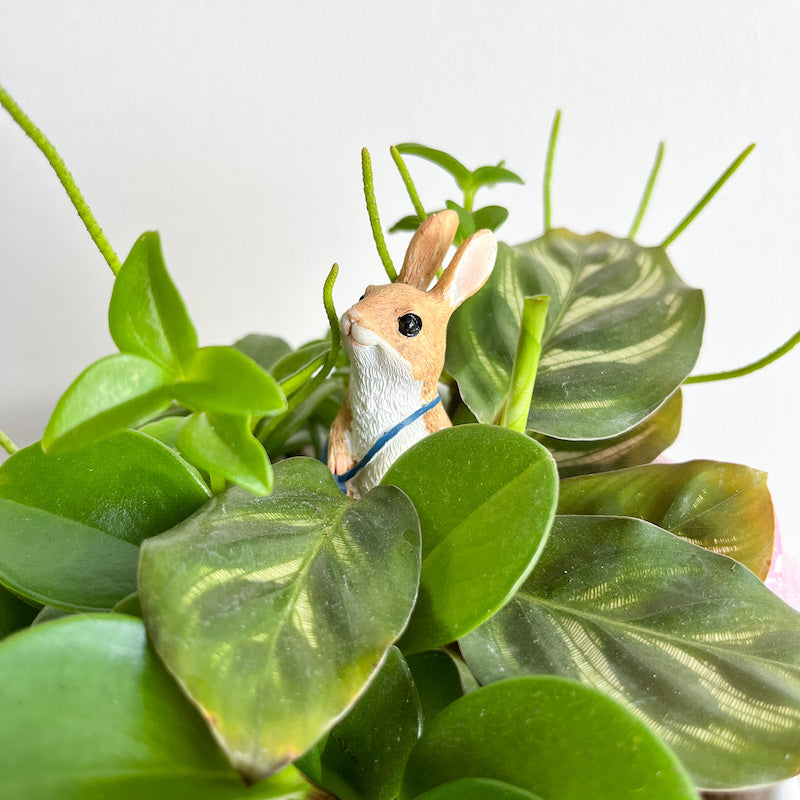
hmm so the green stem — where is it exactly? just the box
[628,141,664,239]
[209,472,227,494]
[543,110,561,231]
[501,295,551,433]
[660,143,755,249]
[0,429,19,456]
[390,145,427,222]
[685,327,800,384]
[0,84,122,275]
[361,148,397,281]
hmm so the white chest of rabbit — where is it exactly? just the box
[329,210,497,498]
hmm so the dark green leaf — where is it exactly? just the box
[42,354,173,452]
[269,341,330,395]
[471,205,509,232]
[382,425,558,653]
[233,334,292,372]
[460,516,800,790]
[177,412,272,495]
[447,232,705,439]
[32,605,72,625]
[314,647,421,800]
[413,779,543,800]
[399,676,699,800]
[174,346,287,416]
[0,615,311,799]
[0,430,210,544]
[557,460,774,578]
[139,458,421,782]
[0,585,37,638]
[469,165,525,189]
[395,144,471,190]
[405,650,465,727]
[109,231,197,373]
[535,389,682,477]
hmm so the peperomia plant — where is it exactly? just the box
[0,87,799,800]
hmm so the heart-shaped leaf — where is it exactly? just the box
[557,460,774,577]
[535,389,682,478]
[0,615,311,799]
[109,231,198,373]
[382,425,558,653]
[460,516,800,790]
[139,457,421,782]
[399,676,699,800]
[446,232,705,439]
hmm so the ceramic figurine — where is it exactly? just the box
[329,209,497,497]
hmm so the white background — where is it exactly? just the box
[0,3,799,797]
[1,6,798,547]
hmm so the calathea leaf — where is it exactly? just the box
[139,457,421,783]
[460,515,800,790]
[446,231,705,439]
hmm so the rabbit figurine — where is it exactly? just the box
[329,209,497,497]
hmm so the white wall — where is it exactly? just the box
[1,0,798,563]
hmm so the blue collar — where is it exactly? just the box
[335,395,442,493]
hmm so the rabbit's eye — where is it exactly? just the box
[398,313,422,337]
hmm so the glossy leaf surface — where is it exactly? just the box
[42,353,173,452]
[413,778,543,800]
[405,649,465,727]
[0,615,311,799]
[557,460,774,578]
[109,231,197,373]
[177,412,272,495]
[535,389,682,478]
[313,647,421,800]
[139,458,421,782]
[399,676,698,800]
[382,425,557,653]
[174,346,286,416]
[0,585,37,638]
[447,232,705,439]
[460,516,800,789]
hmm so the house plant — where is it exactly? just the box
[0,85,798,799]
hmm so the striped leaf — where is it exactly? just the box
[460,516,800,790]
[446,231,704,439]
[139,457,421,783]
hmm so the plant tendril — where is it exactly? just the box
[543,110,561,231]
[0,84,122,275]
[361,148,397,281]
[685,326,800,384]
[661,144,755,249]
[0,429,19,456]
[629,142,664,239]
[390,146,427,223]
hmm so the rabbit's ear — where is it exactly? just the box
[431,229,497,309]
[396,209,459,290]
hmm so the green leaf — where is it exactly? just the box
[0,585,37,638]
[233,334,292,372]
[460,516,800,790]
[444,200,476,241]
[398,676,699,800]
[471,205,509,232]
[109,231,198,373]
[42,353,173,452]
[405,650,466,727]
[469,165,525,189]
[557,460,774,578]
[447,232,705,439]
[535,389,682,477]
[313,647,422,800]
[413,778,543,800]
[390,213,428,233]
[174,346,287,416]
[395,144,471,190]
[177,412,272,495]
[270,341,330,395]
[139,458,421,782]
[138,414,185,451]
[0,615,312,799]
[0,431,210,610]
[382,425,558,653]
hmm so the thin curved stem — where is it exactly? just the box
[0,84,121,275]
[543,109,561,231]
[390,145,426,222]
[685,327,800,384]
[628,141,664,239]
[361,148,397,281]
[0,429,19,455]
[661,144,755,249]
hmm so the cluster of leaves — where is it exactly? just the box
[1,92,800,800]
